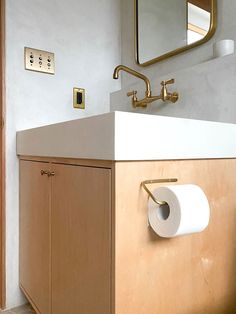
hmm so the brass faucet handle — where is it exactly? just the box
[161,78,175,86]
[127,90,137,98]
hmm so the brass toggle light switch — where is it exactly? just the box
[73,88,85,109]
[24,47,55,75]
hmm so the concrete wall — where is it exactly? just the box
[111,0,236,124]
[5,0,121,308]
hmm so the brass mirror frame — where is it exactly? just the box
[135,0,217,66]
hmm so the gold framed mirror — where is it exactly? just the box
[135,0,217,66]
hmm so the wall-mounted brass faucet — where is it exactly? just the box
[113,65,179,108]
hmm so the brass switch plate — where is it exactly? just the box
[24,47,55,75]
[73,88,85,109]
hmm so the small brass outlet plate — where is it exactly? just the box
[73,88,85,109]
[25,47,55,75]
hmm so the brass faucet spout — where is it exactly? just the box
[113,65,179,108]
[113,65,151,97]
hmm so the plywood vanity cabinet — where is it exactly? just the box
[17,112,236,314]
[19,157,236,314]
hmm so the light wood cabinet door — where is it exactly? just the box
[51,164,112,314]
[19,160,51,314]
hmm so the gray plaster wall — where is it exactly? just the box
[110,0,236,123]
[5,0,121,309]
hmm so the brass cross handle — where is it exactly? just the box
[161,78,175,87]
[127,91,138,107]
[127,90,137,98]
[160,78,178,103]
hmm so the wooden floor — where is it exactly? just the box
[1,304,35,313]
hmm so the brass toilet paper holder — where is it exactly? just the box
[141,178,178,205]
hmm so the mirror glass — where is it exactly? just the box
[136,0,216,66]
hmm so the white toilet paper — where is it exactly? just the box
[148,184,210,238]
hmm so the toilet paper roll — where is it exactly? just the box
[148,184,210,238]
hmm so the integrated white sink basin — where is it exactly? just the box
[16,111,236,160]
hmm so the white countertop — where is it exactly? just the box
[16,111,236,161]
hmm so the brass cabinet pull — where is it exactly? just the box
[41,170,49,176]
[41,170,55,177]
